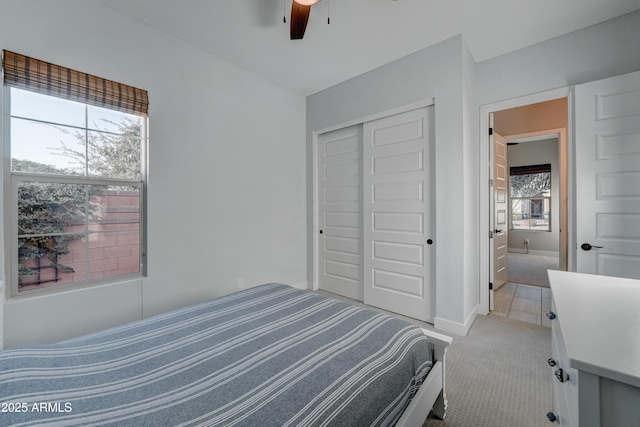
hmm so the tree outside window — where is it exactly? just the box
[3,50,148,296]
[510,164,551,231]
[9,88,145,293]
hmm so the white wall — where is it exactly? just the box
[462,42,479,325]
[476,10,640,295]
[3,4,640,347]
[307,36,478,335]
[0,0,307,348]
[507,138,559,254]
[476,10,640,106]
[307,10,640,336]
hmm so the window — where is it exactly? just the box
[509,164,551,232]
[2,51,148,295]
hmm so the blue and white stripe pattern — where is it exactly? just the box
[0,284,432,426]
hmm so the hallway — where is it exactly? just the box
[492,282,553,327]
[506,253,558,287]
[492,253,559,327]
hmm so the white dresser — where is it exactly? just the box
[547,271,640,427]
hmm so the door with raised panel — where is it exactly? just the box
[575,70,640,279]
[317,125,364,300]
[363,107,434,322]
[494,132,509,289]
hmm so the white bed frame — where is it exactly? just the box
[395,328,453,427]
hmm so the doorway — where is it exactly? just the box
[480,89,570,318]
[481,71,640,318]
[501,133,560,288]
[492,130,563,326]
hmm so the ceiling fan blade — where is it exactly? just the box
[290,1,311,40]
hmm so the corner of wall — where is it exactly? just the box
[461,34,481,321]
[434,306,478,337]
[292,281,311,291]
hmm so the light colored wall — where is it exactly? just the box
[307,36,478,335]
[507,138,559,254]
[462,42,479,324]
[0,0,307,348]
[3,5,640,345]
[307,10,640,336]
[494,99,568,136]
[477,10,640,282]
[476,10,640,106]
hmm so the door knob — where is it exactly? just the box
[580,243,603,251]
[554,368,569,383]
[495,229,503,234]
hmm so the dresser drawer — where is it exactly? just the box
[550,299,577,426]
[551,327,571,425]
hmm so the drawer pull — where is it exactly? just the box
[546,311,556,320]
[554,368,569,383]
[547,358,557,367]
[546,412,557,422]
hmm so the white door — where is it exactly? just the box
[575,70,640,279]
[494,132,509,288]
[317,125,364,300]
[363,107,434,322]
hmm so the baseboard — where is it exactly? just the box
[434,307,478,337]
[508,249,559,257]
[291,281,311,290]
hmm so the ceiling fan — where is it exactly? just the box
[290,0,322,40]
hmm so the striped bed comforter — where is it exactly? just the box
[0,284,433,427]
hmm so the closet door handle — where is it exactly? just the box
[554,368,569,383]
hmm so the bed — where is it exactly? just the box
[0,283,451,426]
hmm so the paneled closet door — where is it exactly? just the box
[363,107,434,322]
[317,125,364,301]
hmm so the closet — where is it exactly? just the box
[316,106,435,322]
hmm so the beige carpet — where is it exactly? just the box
[423,314,551,427]
[506,253,559,287]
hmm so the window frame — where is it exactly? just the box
[509,167,551,233]
[3,86,148,298]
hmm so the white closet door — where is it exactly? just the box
[575,71,640,278]
[363,107,434,322]
[317,125,363,300]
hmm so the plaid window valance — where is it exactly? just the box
[2,50,148,116]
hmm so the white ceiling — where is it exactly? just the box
[103,0,640,96]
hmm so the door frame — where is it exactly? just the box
[479,87,573,315]
[311,98,435,292]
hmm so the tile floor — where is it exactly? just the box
[492,282,553,327]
